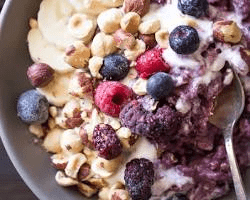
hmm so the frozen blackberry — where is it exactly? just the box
[92,124,122,160]
[120,98,179,139]
[169,25,200,55]
[17,89,49,124]
[124,158,154,200]
[178,0,209,18]
[100,54,129,81]
[146,72,175,100]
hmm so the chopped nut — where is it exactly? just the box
[138,19,161,34]
[102,114,121,130]
[124,39,146,61]
[55,171,78,187]
[132,78,147,95]
[49,106,57,118]
[43,128,63,153]
[51,153,69,170]
[213,20,242,44]
[64,41,91,68]
[29,124,45,138]
[113,29,136,50]
[88,178,108,189]
[155,29,169,48]
[68,13,97,43]
[123,0,150,16]
[65,153,87,179]
[68,71,93,98]
[78,163,91,181]
[91,32,117,57]
[110,189,130,200]
[138,33,157,49]
[60,129,84,154]
[48,118,56,129]
[88,56,103,79]
[120,12,141,34]
[77,182,97,197]
[97,8,123,34]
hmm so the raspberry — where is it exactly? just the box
[94,81,133,117]
[124,158,154,200]
[119,98,179,139]
[92,124,122,160]
[135,48,170,79]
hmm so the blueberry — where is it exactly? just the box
[146,72,174,100]
[178,0,208,18]
[166,193,188,200]
[169,25,200,55]
[17,89,49,124]
[100,54,129,81]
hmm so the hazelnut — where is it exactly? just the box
[91,32,117,57]
[97,8,123,34]
[27,63,55,87]
[64,41,91,68]
[155,29,169,48]
[88,56,103,79]
[51,153,69,170]
[78,163,91,181]
[113,29,136,50]
[124,39,146,61]
[65,153,87,179]
[213,20,242,44]
[123,0,150,17]
[77,183,97,197]
[42,128,63,154]
[55,171,79,187]
[68,71,93,98]
[138,19,161,34]
[138,33,157,49]
[120,12,141,34]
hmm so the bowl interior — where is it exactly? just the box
[0,0,249,200]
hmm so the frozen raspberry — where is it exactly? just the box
[135,48,170,79]
[94,81,133,117]
[120,98,179,139]
[124,158,154,200]
[92,124,122,160]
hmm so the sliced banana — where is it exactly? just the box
[38,0,85,49]
[27,23,73,73]
[37,71,74,107]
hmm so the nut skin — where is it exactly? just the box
[213,20,242,44]
[138,33,157,49]
[78,163,91,181]
[113,29,136,50]
[123,0,150,17]
[27,63,55,87]
[240,47,250,68]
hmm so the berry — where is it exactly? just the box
[120,98,179,139]
[92,124,122,160]
[124,158,154,200]
[169,25,200,55]
[17,89,49,124]
[135,48,170,79]
[94,81,133,117]
[146,72,175,100]
[166,193,188,200]
[100,54,129,81]
[178,0,209,18]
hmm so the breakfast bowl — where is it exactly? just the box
[0,0,250,200]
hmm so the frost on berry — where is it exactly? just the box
[124,158,154,200]
[92,124,122,160]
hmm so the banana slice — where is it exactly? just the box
[37,71,74,107]
[27,21,73,73]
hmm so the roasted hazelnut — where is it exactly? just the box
[27,63,54,87]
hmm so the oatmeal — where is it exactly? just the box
[16,0,250,200]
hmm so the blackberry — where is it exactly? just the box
[119,98,179,139]
[17,89,49,124]
[124,158,154,200]
[178,0,209,18]
[146,72,175,100]
[100,54,129,81]
[169,25,200,55]
[92,124,122,160]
